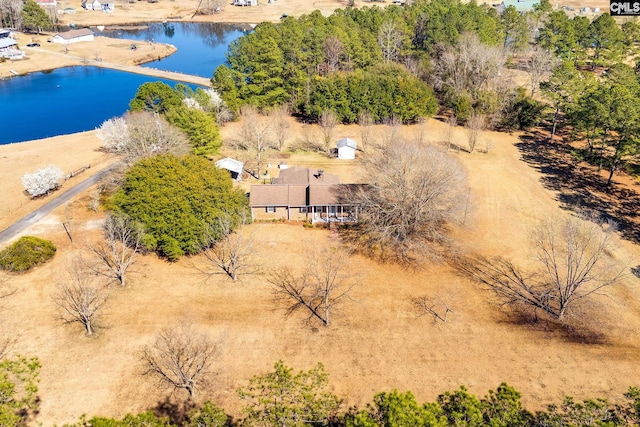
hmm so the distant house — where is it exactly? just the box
[233,0,257,6]
[249,167,359,223]
[0,37,17,52]
[497,0,539,13]
[215,157,244,181]
[34,0,57,7]
[52,28,94,44]
[336,138,357,160]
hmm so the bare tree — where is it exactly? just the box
[240,106,272,178]
[323,35,344,73]
[525,45,559,98]
[270,105,291,151]
[141,322,223,398]
[358,110,373,150]
[196,216,258,282]
[378,20,403,63]
[343,141,468,262]
[53,264,108,336]
[318,109,338,156]
[87,213,143,287]
[269,245,357,327]
[444,115,458,151]
[381,115,402,146]
[465,112,485,153]
[411,295,453,323]
[456,215,624,321]
[97,112,190,163]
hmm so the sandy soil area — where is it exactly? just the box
[1,118,640,426]
[0,34,177,79]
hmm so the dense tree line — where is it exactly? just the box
[212,0,527,124]
[53,360,640,426]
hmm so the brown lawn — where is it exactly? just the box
[0,0,637,423]
[1,117,640,425]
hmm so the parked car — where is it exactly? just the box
[26,43,40,47]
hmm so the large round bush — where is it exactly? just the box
[0,236,56,272]
[110,154,250,261]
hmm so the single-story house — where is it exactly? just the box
[52,28,94,44]
[215,157,244,181]
[249,167,359,223]
[497,0,539,13]
[233,0,257,6]
[336,138,357,160]
[0,37,17,52]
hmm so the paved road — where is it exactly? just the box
[0,166,115,244]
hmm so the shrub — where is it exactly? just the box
[21,165,64,198]
[110,155,250,261]
[0,236,56,272]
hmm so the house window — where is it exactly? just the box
[299,207,307,213]
[265,206,276,213]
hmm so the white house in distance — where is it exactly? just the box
[233,0,257,6]
[336,138,357,160]
[0,37,17,53]
[52,28,94,44]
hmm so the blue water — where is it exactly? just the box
[0,22,245,144]
[97,22,245,78]
[0,67,197,144]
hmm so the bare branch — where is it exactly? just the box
[86,213,143,287]
[53,263,108,336]
[195,217,260,282]
[456,215,625,321]
[268,244,358,327]
[411,295,453,323]
[141,322,224,398]
[318,110,338,156]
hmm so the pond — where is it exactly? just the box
[0,22,245,145]
[96,22,246,78]
[0,66,200,145]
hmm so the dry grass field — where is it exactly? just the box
[0,0,637,424]
[1,118,640,425]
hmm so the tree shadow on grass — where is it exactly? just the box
[498,307,608,345]
[515,131,640,245]
[153,397,196,426]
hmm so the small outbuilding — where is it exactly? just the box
[215,157,244,181]
[52,28,94,44]
[0,37,17,52]
[336,138,357,160]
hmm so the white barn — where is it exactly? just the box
[336,138,357,160]
[52,28,94,44]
